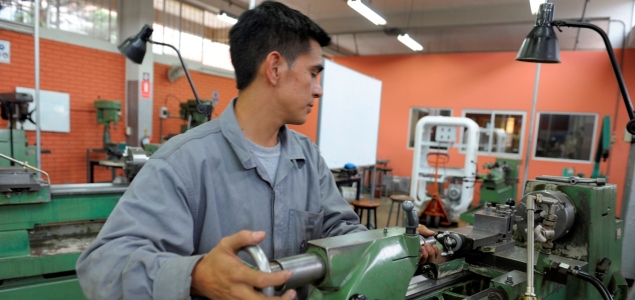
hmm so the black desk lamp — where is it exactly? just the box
[118,24,212,117]
[516,2,635,134]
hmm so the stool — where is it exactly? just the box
[360,166,374,193]
[386,195,413,227]
[352,200,380,229]
[375,167,393,199]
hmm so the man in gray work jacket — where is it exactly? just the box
[76,1,439,299]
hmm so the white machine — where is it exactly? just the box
[409,116,480,221]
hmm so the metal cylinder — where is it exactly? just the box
[419,235,437,246]
[525,195,536,298]
[270,253,326,290]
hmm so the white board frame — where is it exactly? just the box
[16,87,70,133]
[317,59,382,169]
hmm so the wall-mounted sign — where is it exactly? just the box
[0,40,10,64]
[141,72,151,99]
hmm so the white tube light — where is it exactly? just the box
[529,0,547,15]
[347,0,386,26]
[398,33,423,51]
[218,11,238,25]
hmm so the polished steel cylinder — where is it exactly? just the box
[419,235,437,246]
[525,195,536,298]
[270,253,326,290]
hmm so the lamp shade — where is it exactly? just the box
[516,2,560,63]
[118,24,154,64]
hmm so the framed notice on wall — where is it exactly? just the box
[16,87,70,133]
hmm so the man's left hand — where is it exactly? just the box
[418,225,441,264]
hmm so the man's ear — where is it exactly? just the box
[264,51,284,86]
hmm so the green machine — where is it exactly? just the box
[460,158,520,224]
[1,139,626,300]
[179,99,213,133]
[246,176,625,300]
[0,93,38,167]
[408,176,626,299]
[0,154,127,299]
[94,99,127,160]
[242,201,436,299]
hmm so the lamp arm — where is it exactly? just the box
[554,20,635,134]
[149,40,209,115]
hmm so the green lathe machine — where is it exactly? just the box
[0,139,626,300]
[246,176,625,300]
[0,152,136,299]
[460,158,520,225]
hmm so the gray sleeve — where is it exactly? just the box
[316,154,367,237]
[76,158,203,300]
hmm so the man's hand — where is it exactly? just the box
[191,230,296,299]
[417,225,441,264]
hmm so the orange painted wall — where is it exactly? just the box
[0,29,126,183]
[2,27,632,217]
[152,64,238,142]
[324,50,634,216]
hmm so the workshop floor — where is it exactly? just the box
[354,192,460,231]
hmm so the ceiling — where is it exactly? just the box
[200,0,635,56]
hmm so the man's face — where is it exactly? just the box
[275,39,324,125]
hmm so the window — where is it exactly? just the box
[152,0,234,72]
[462,110,525,157]
[0,0,118,43]
[407,107,452,149]
[534,113,597,161]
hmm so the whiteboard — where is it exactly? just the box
[16,87,70,133]
[317,59,382,169]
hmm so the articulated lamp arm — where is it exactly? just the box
[552,20,635,134]
[149,40,211,116]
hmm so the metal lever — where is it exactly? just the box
[240,245,275,297]
[403,201,418,235]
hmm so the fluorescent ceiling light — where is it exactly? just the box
[347,0,386,26]
[398,33,423,51]
[218,11,238,25]
[529,0,547,15]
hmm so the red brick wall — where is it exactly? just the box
[0,29,126,183]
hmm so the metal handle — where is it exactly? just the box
[240,245,275,297]
[419,235,437,246]
[403,201,418,234]
[0,152,50,186]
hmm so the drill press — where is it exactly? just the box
[94,99,126,160]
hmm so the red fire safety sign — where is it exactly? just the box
[141,72,151,99]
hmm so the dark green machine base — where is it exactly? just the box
[0,272,85,300]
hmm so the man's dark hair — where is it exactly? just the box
[229,1,331,90]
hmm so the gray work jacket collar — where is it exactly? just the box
[219,97,306,171]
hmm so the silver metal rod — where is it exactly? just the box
[525,195,536,297]
[420,235,437,246]
[522,63,541,194]
[0,152,50,186]
[270,253,326,290]
[35,0,42,171]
